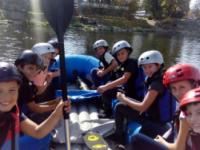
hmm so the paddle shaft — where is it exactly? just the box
[58,36,71,150]
[40,0,74,149]
[58,36,68,111]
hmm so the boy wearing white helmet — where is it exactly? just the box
[32,42,55,67]
[91,39,118,88]
[32,42,60,87]
[97,40,141,117]
[29,43,61,123]
[113,50,173,147]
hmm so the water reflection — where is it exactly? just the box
[0,23,199,69]
[177,37,200,69]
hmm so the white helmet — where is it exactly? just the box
[138,50,164,66]
[93,39,108,50]
[112,40,132,56]
[32,43,55,55]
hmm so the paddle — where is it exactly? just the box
[40,0,74,149]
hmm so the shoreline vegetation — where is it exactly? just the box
[0,0,199,35]
[0,12,200,36]
[70,15,200,36]
[26,13,200,36]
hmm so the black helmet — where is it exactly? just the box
[0,62,21,83]
[15,50,45,70]
[48,38,59,49]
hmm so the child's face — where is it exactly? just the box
[96,47,105,57]
[170,80,193,101]
[0,81,19,112]
[19,64,41,81]
[185,103,200,134]
[142,63,160,77]
[116,49,129,63]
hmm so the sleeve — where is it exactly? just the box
[124,59,138,74]
[148,80,164,94]
[104,52,115,64]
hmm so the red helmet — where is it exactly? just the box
[163,64,200,87]
[180,87,200,111]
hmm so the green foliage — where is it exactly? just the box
[143,0,190,19]
[128,0,139,14]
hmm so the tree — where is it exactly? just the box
[144,0,190,19]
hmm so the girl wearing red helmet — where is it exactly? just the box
[125,63,200,150]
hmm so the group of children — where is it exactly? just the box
[1,37,200,150]
[0,39,71,150]
[91,39,200,150]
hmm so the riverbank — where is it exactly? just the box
[1,12,200,36]
[71,15,200,36]
[71,15,154,32]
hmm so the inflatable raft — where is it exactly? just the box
[52,54,115,149]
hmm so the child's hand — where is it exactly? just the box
[97,70,104,77]
[117,92,126,102]
[63,100,71,113]
[55,100,71,118]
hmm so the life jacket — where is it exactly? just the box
[113,59,146,100]
[158,88,176,123]
[0,106,20,150]
[99,52,111,69]
[144,70,176,123]
[133,66,146,101]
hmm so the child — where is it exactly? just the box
[113,50,170,146]
[91,39,118,88]
[126,63,200,150]
[32,42,60,96]
[179,87,200,150]
[31,43,62,123]
[32,42,60,81]
[48,38,60,59]
[97,40,139,117]
[15,50,58,116]
[47,38,61,77]
[0,62,70,150]
[32,42,55,67]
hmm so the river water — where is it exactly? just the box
[0,23,200,69]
